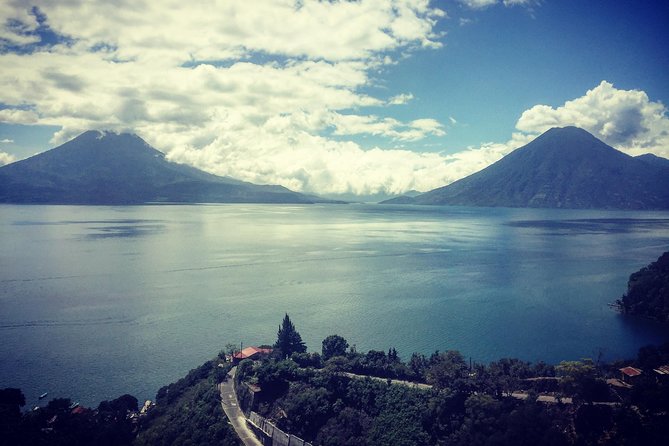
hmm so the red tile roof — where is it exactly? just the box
[233,346,272,360]
[620,366,642,377]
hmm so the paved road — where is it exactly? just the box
[340,372,433,390]
[219,366,263,446]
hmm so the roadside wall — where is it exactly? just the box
[248,411,312,446]
[236,382,257,415]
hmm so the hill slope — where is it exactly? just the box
[0,131,319,204]
[396,127,669,210]
[618,251,669,323]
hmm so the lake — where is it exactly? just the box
[1,203,669,408]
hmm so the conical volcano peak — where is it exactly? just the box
[406,126,669,210]
[0,130,326,205]
[529,126,601,146]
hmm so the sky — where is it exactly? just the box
[0,0,668,197]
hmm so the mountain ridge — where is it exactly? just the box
[0,130,331,205]
[385,126,669,210]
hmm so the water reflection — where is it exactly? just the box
[507,218,669,235]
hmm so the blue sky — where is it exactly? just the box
[1,0,668,196]
[374,0,669,151]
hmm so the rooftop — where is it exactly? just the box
[653,365,669,375]
[233,346,273,360]
[620,366,643,377]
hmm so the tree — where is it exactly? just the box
[0,388,25,416]
[556,359,596,398]
[426,351,469,391]
[322,335,349,360]
[275,313,306,358]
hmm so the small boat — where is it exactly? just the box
[39,392,48,399]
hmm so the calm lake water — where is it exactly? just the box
[1,204,669,407]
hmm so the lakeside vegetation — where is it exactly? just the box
[2,313,669,445]
[235,315,669,446]
[618,251,669,323]
[0,360,239,446]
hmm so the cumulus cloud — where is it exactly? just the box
[3,0,443,63]
[1,3,664,197]
[0,1,461,195]
[328,113,445,141]
[165,119,528,195]
[0,109,40,124]
[0,151,16,166]
[516,81,669,158]
[0,2,41,46]
[459,0,536,9]
[458,0,498,8]
[502,0,536,6]
[168,128,454,195]
[0,138,14,143]
[388,93,414,105]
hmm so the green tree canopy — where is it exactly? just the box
[275,313,307,358]
[322,334,349,360]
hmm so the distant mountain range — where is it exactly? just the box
[384,126,669,210]
[0,131,332,205]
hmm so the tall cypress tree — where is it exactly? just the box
[275,313,306,358]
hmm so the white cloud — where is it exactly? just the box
[0,2,40,46]
[0,151,16,166]
[0,109,39,124]
[516,81,669,158]
[502,0,535,6]
[1,3,664,198]
[459,0,498,9]
[0,1,456,196]
[167,125,459,196]
[2,0,443,63]
[388,93,414,105]
[0,138,14,143]
[164,117,525,196]
[459,0,537,8]
[328,113,444,141]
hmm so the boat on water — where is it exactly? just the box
[39,392,48,399]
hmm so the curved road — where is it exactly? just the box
[219,366,263,446]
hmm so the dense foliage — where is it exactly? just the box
[133,360,238,446]
[619,251,669,322]
[0,359,238,446]
[3,311,668,446]
[321,335,349,360]
[238,332,669,446]
[275,313,307,358]
[0,391,138,446]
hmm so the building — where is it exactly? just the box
[653,364,669,381]
[232,346,273,363]
[619,366,642,383]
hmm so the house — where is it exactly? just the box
[71,406,88,416]
[653,364,669,381]
[619,366,642,383]
[232,346,273,364]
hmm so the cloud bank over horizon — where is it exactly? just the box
[1,2,667,192]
